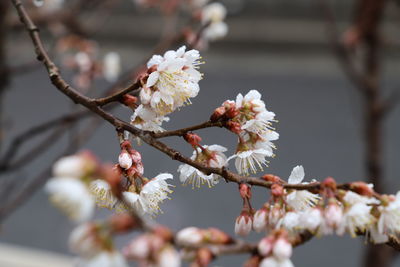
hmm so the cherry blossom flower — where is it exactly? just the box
[376,193,400,237]
[229,146,272,175]
[53,153,96,178]
[141,46,202,116]
[226,90,279,174]
[299,208,323,233]
[45,177,95,222]
[118,173,173,216]
[235,90,277,135]
[177,145,227,188]
[285,166,321,211]
[201,2,228,41]
[279,211,301,233]
[89,179,118,209]
[69,223,102,257]
[337,202,374,237]
[131,104,169,133]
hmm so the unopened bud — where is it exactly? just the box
[158,246,181,267]
[184,132,202,147]
[350,182,374,197]
[121,94,138,108]
[322,177,337,191]
[109,213,137,233]
[235,211,253,237]
[272,238,292,260]
[176,227,204,246]
[226,121,242,134]
[204,228,231,244]
[123,235,150,260]
[225,106,239,119]
[210,106,226,122]
[153,226,173,242]
[258,236,274,256]
[196,248,213,267]
[253,207,268,232]
[118,150,132,169]
[262,174,282,183]
[271,184,284,198]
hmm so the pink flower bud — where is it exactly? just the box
[350,181,374,197]
[258,236,273,256]
[324,203,343,228]
[210,106,226,122]
[123,235,151,260]
[239,183,251,199]
[226,121,242,134]
[235,212,253,237]
[176,227,204,246]
[118,150,132,169]
[271,184,284,198]
[158,246,181,267]
[253,208,268,232]
[184,132,202,147]
[272,238,292,260]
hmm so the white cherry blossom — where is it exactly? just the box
[45,177,95,222]
[141,46,202,116]
[286,166,321,211]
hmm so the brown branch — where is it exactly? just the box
[94,81,141,106]
[0,115,104,222]
[0,110,91,168]
[152,120,226,138]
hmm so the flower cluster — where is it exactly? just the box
[113,140,174,216]
[132,46,202,132]
[210,90,279,175]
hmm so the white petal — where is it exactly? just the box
[288,165,305,184]
[146,71,160,87]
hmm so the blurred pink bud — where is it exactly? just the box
[272,238,292,260]
[253,208,268,232]
[123,235,151,260]
[118,150,132,169]
[176,227,204,246]
[258,236,274,256]
[210,106,226,122]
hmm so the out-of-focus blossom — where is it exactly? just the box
[103,52,121,82]
[46,177,95,222]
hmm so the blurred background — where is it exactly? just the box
[1,0,400,266]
